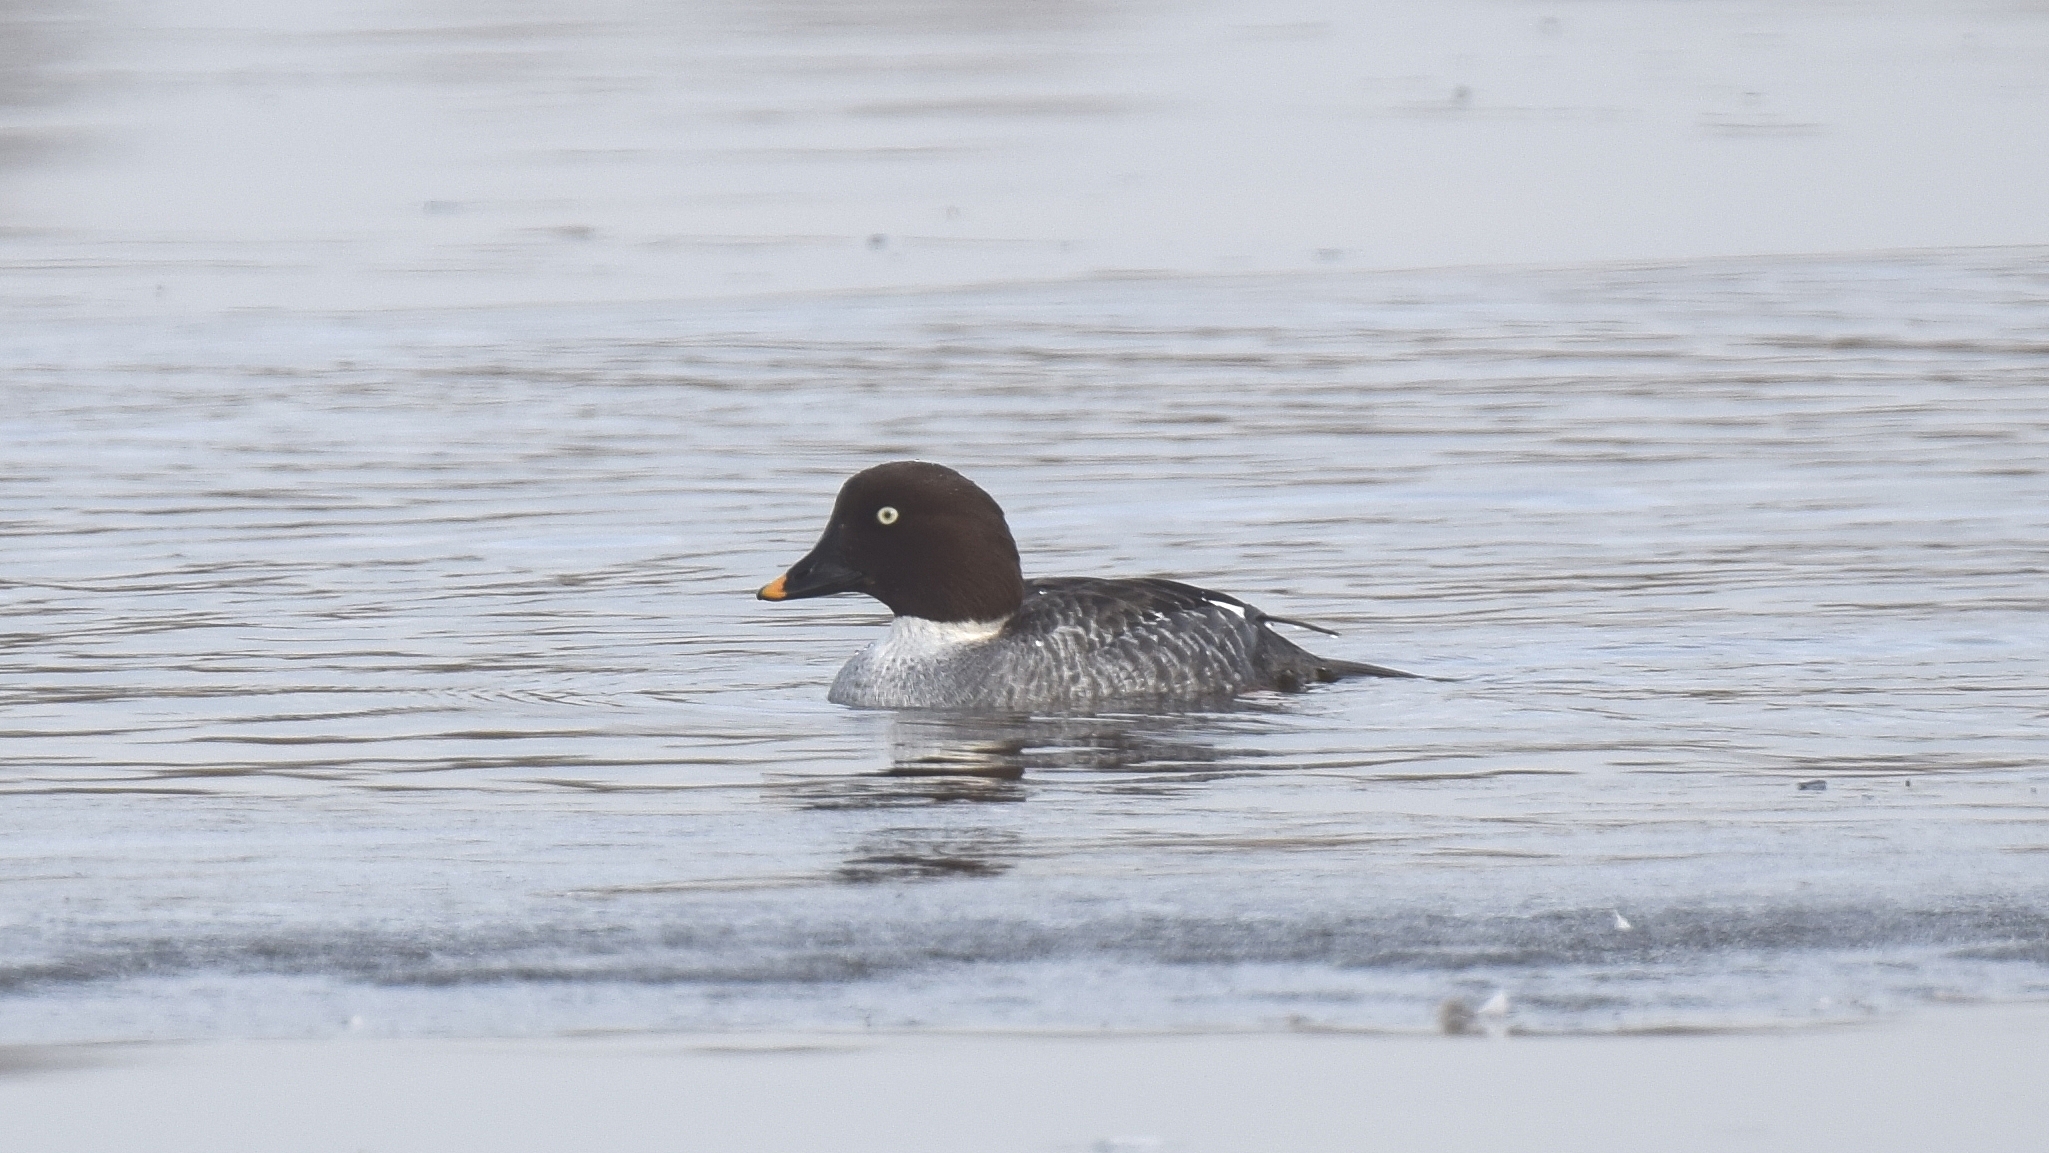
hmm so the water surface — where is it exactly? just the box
[3,247,2045,1041]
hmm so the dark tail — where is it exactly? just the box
[1319,656,1433,681]
[1258,613,1440,682]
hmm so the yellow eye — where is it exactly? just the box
[876,506,899,526]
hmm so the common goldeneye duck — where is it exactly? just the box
[756,461,1420,710]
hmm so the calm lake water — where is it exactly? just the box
[4,0,2048,1044]
[4,247,2046,1042]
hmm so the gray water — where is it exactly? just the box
[4,248,2046,1042]
[4,0,2048,1044]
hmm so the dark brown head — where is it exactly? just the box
[756,462,1027,622]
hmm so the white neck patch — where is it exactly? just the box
[878,615,1008,655]
[829,613,1013,707]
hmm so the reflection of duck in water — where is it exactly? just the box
[769,713,1267,802]
[757,461,1420,710]
[884,710,1262,778]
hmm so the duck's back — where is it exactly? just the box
[829,576,1399,711]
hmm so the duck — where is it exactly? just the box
[756,461,1419,710]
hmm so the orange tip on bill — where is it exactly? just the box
[757,574,788,601]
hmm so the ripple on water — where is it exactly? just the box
[1,250,2047,1041]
